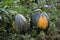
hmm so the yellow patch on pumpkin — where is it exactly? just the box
[37,16,48,29]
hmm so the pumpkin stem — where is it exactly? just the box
[34,9,42,13]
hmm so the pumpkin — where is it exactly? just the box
[13,14,27,34]
[30,9,50,33]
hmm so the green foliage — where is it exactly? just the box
[0,0,60,40]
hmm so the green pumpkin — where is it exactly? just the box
[13,14,27,34]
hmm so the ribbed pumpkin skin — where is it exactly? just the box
[30,12,50,31]
[30,12,40,29]
[14,14,27,34]
[38,12,49,30]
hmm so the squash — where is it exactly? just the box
[13,14,27,34]
[30,9,50,33]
